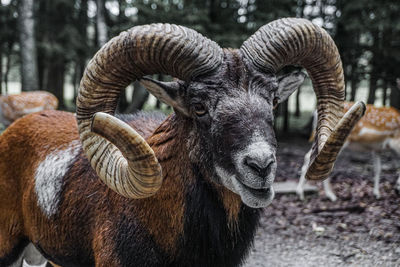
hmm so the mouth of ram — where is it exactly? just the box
[231,174,275,208]
[215,165,275,208]
[235,176,272,196]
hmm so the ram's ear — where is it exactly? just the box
[274,71,306,106]
[139,77,189,116]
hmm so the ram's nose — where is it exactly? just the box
[235,140,277,188]
[244,156,275,178]
[243,153,276,179]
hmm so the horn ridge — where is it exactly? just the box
[241,17,365,181]
[77,24,222,198]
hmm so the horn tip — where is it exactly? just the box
[343,101,367,126]
[91,112,109,134]
[353,101,366,116]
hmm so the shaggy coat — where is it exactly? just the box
[0,110,259,267]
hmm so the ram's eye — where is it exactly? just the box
[193,103,207,116]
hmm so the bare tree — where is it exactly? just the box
[0,51,3,94]
[391,79,400,110]
[18,0,39,91]
[96,0,108,47]
[4,42,14,94]
[124,81,149,113]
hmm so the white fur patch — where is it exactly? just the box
[21,106,45,114]
[358,127,395,137]
[23,260,48,267]
[35,140,81,217]
[215,132,276,208]
[216,165,237,194]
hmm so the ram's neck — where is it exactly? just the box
[140,114,260,265]
[148,114,245,226]
[173,164,261,267]
[148,114,192,173]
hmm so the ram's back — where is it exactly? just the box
[0,109,166,266]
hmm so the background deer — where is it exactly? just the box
[0,91,58,127]
[297,102,400,201]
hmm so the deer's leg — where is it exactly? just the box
[372,151,382,199]
[296,149,312,200]
[323,178,337,201]
[393,137,400,194]
[387,138,400,194]
[396,175,400,195]
[322,141,349,202]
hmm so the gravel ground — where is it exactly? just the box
[244,137,400,267]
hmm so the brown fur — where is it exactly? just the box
[0,111,76,262]
[133,114,243,254]
[0,110,245,265]
[218,186,242,226]
[135,115,189,253]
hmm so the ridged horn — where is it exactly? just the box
[77,24,222,198]
[241,18,365,181]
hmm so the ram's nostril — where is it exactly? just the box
[245,158,262,174]
[244,157,275,178]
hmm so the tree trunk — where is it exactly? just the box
[18,0,39,91]
[96,0,108,47]
[382,79,387,106]
[0,51,3,95]
[37,43,47,90]
[46,56,65,108]
[390,80,400,110]
[367,72,378,105]
[154,74,164,110]
[4,44,13,94]
[117,90,129,113]
[73,0,89,104]
[36,0,47,91]
[72,62,79,102]
[282,99,289,133]
[115,0,128,112]
[76,60,86,101]
[155,100,161,109]
[294,87,301,117]
[125,82,149,113]
[208,0,218,23]
[350,73,359,102]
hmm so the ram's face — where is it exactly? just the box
[188,75,277,208]
[140,56,305,208]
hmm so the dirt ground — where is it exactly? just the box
[244,137,400,267]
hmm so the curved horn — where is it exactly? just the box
[241,18,365,181]
[77,24,222,198]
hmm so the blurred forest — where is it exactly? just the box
[1,0,400,132]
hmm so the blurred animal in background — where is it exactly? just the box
[0,91,58,127]
[297,102,400,201]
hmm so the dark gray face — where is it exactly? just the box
[187,73,278,208]
[140,52,305,208]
